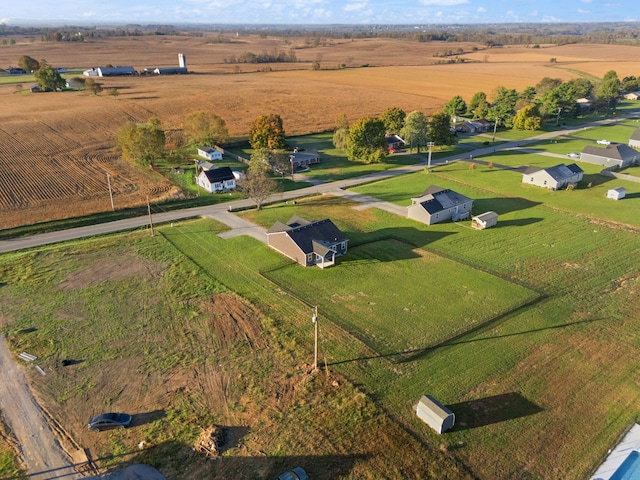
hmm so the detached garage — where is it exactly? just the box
[416,395,455,434]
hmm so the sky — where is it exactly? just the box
[1,0,638,26]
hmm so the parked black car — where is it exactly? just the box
[88,412,132,431]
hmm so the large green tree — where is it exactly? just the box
[428,112,456,146]
[346,117,388,163]
[184,111,229,146]
[380,107,406,134]
[33,62,65,91]
[443,95,467,118]
[249,114,286,150]
[488,86,519,127]
[595,70,621,112]
[116,118,166,167]
[400,110,429,153]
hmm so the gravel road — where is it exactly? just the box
[0,334,82,479]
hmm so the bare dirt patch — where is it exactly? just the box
[55,254,166,290]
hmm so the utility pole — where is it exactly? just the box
[106,173,114,211]
[555,107,563,126]
[492,117,501,143]
[312,306,318,370]
[427,142,435,169]
[147,196,154,237]
[194,159,200,197]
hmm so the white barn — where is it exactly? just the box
[416,395,455,434]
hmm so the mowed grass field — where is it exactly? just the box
[2,35,640,228]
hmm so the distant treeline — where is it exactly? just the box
[224,49,297,64]
[2,22,640,47]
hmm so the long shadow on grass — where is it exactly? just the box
[328,295,566,366]
[447,392,543,431]
[472,197,541,215]
[61,441,370,480]
[131,409,166,428]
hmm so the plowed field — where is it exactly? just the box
[1,34,639,228]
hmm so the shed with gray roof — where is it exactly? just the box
[416,395,455,434]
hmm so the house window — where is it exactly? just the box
[544,180,547,185]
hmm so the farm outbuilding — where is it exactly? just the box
[607,187,627,200]
[416,395,455,434]
[472,211,498,229]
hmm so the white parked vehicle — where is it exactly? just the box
[596,139,610,145]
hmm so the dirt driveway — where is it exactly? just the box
[0,334,82,479]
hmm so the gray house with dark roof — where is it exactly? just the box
[521,163,583,190]
[267,216,348,268]
[407,186,473,225]
[580,143,640,169]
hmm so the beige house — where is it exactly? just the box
[267,216,348,268]
[581,143,640,169]
[629,130,640,149]
[521,163,583,190]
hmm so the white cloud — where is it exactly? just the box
[578,8,590,14]
[419,0,468,5]
[477,6,486,13]
[344,2,368,12]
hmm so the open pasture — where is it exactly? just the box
[236,191,640,479]
[265,237,536,356]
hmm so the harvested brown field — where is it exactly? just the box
[1,34,640,228]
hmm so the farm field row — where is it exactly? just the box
[2,35,640,229]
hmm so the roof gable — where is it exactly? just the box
[203,166,234,182]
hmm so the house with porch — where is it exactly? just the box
[580,143,640,169]
[267,216,348,268]
[521,163,583,190]
[407,186,473,225]
[196,166,236,193]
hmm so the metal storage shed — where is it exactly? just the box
[472,211,498,229]
[416,394,455,434]
[607,187,627,200]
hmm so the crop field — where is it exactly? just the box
[1,35,640,228]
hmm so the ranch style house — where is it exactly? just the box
[629,130,640,149]
[407,186,473,225]
[521,163,584,190]
[580,143,640,169]
[267,215,348,268]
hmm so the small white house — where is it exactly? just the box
[471,211,498,229]
[416,395,455,434]
[196,166,236,193]
[197,146,223,161]
[607,187,627,200]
